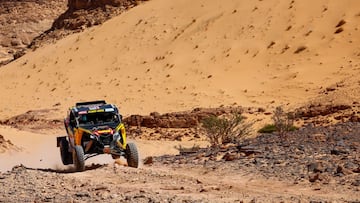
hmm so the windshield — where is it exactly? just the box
[77,112,120,127]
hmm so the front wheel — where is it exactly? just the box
[125,143,139,168]
[73,145,85,172]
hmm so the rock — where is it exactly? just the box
[307,162,325,173]
[124,106,243,128]
[238,146,261,156]
[336,165,353,175]
[297,104,351,118]
[150,112,161,118]
[18,34,31,45]
[309,200,323,203]
[101,191,110,199]
[13,49,26,60]
[331,148,348,155]
[343,162,358,171]
[0,109,62,130]
[0,134,19,153]
[10,39,22,46]
[222,152,236,161]
[308,173,320,182]
[349,115,360,122]
[75,192,90,197]
[143,156,153,165]
[141,116,158,128]
[352,167,360,173]
[311,133,326,142]
[175,135,182,141]
[352,180,360,186]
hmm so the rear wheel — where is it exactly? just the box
[59,138,73,165]
[73,145,85,172]
[125,143,139,168]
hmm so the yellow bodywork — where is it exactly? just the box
[116,123,127,149]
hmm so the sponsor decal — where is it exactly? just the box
[88,109,105,113]
[105,108,115,112]
[89,106,100,110]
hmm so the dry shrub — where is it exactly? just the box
[272,106,296,140]
[201,112,252,146]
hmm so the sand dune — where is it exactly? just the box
[0,0,359,119]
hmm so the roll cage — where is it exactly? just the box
[67,100,123,130]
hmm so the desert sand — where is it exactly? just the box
[0,0,359,202]
[0,0,358,119]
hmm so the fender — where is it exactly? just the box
[116,123,127,149]
[74,127,92,146]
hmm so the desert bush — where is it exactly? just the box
[272,106,297,139]
[258,124,277,133]
[201,112,252,146]
[258,123,298,134]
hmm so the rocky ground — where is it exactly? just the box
[154,122,360,191]
[0,122,359,202]
[30,0,142,50]
[0,0,143,66]
[0,0,67,65]
[0,105,359,202]
[0,163,285,203]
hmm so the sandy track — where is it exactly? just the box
[0,125,207,172]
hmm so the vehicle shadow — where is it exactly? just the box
[22,163,107,174]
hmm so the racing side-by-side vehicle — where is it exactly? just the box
[56,100,139,171]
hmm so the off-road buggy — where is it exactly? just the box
[56,100,139,171]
